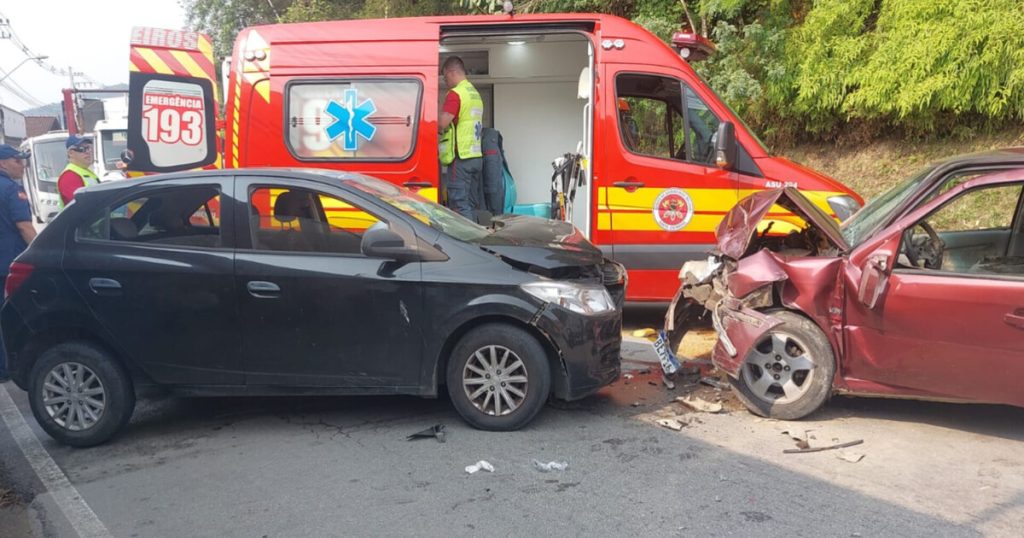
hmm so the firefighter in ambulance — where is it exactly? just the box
[438,56,485,220]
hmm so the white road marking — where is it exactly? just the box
[0,383,112,538]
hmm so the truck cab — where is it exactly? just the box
[20,131,68,224]
[93,118,129,180]
[125,15,861,301]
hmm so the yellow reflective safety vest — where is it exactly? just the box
[57,163,99,210]
[440,79,483,165]
[439,128,455,166]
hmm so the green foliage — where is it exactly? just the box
[360,0,455,18]
[181,0,1024,143]
[281,0,351,22]
[844,0,1024,131]
[782,0,874,132]
[183,0,284,59]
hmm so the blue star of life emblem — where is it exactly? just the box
[325,89,377,151]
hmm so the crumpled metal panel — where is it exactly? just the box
[727,249,789,299]
[715,187,849,259]
[712,305,784,377]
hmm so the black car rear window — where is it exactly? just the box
[78,186,223,248]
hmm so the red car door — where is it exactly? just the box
[844,174,1024,406]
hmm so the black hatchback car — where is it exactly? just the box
[1,169,624,446]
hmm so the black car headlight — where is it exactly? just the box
[521,281,616,315]
[827,194,861,221]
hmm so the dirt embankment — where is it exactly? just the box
[784,129,1024,199]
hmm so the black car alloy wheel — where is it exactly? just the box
[447,323,551,431]
[29,342,136,447]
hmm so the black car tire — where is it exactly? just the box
[446,323,551,431]
[28,342,136,447]
[729,310,835,420]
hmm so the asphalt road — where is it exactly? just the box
[3,366,1022,536]
[0,306,1021,536]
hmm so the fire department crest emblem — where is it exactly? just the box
[653,188,694,231]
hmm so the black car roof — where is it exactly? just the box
[85,167,375,193]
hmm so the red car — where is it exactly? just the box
[665,149,1024,419]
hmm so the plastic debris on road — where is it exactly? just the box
[656,418,686,431]
[837,451,865,463]
[676,395,723,413]
[699,377,730,391]
[465,460,495,474]
[532,460,569,472]
[406,424,446,443]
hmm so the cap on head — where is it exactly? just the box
[0,144,30,160]
[66,134,94,150]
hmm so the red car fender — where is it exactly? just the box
[712,303,784,377]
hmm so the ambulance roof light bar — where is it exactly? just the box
[670,32,715,62]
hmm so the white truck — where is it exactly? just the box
[93,117,128,180]
[19,131,68,223]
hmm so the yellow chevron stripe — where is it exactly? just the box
[136,47,173,75]
[253,78,270,104]
[170,50,208,81]
[129,61,140,72]
[197,34,214,61]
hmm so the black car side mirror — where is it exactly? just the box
[361,226,421,262]
[714,121,737,170]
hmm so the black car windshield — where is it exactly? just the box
[841,165,935,246]
[340,174,490,242]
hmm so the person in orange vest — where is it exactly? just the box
[57,134,99,209]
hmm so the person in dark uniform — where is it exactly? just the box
[0,144,37,382]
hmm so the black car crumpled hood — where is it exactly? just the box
[476,215,605,270]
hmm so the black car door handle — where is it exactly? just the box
[88,278,122,296]
[247,281,281,298]
[402,181,432,189]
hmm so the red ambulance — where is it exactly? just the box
[125,14,862,301]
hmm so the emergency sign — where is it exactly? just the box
[287,80,420,161]
[140,79,209,167]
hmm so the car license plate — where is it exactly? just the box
[652,330,681,375]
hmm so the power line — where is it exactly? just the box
[0,12,101,88]
[0,75,45,108]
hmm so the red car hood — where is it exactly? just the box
[715,188,850,260]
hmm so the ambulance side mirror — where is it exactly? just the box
[714,121,737,170]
